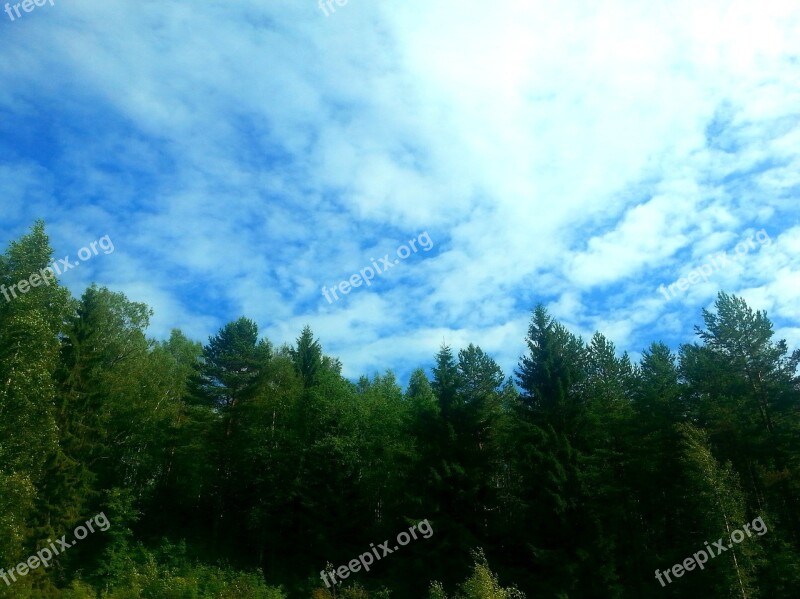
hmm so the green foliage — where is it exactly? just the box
[429,550,525,599]
[1,224,799,599]
[0,222,68,569]
[83,540,286,599]
[515,305,588,433]
[290,325,323,388]
[311,583,391,599]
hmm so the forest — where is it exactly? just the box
[1,222,798,598]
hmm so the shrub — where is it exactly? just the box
[428,550,524,599]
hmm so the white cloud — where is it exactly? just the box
[1,0,798,382]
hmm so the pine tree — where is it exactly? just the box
[681,293,800,542]
[515,305,587,435]
[192,317,271,546]
[290,325,323,389]
[0,222,69,575]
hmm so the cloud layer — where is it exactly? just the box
[1,0,799,381]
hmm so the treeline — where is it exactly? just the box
[1,222,799,598]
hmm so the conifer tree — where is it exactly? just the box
[0,223,69,574]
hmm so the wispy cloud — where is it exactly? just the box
[1,0,798,381]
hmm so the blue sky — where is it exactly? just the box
[1,0,799,384]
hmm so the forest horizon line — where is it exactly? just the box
[1,221,798,598]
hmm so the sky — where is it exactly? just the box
[1,0,799,384]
